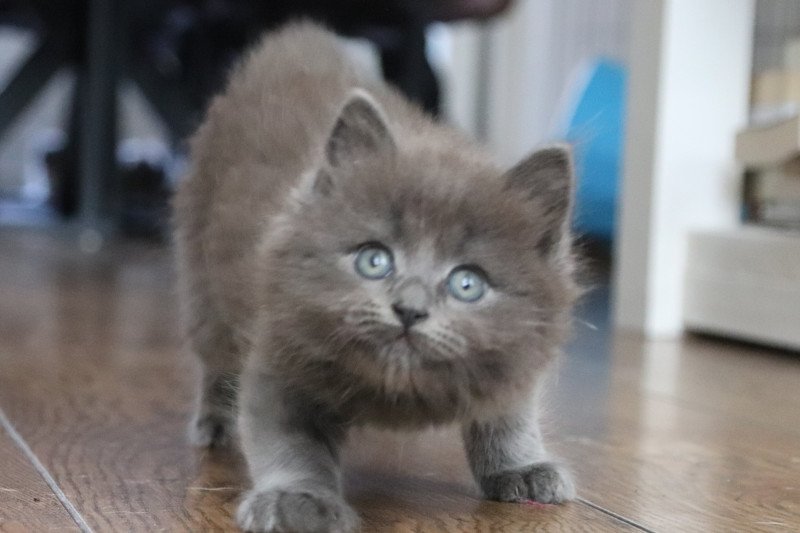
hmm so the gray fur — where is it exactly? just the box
[462,402,576,504]
[173,21,579,533]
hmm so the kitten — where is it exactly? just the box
[174,21,579,533]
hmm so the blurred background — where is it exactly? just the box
[0,0,797,350]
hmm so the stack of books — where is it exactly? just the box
[737,117,800,229]
[736,38,800,231]
[682,37,800,351]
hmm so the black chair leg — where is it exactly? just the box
[0,40,63,140]
[77,0,121,229]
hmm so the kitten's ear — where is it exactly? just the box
[504,145,575,255]
[325,89,395,169]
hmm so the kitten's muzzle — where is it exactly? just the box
[392,302,429,329]
[391,278,432,329]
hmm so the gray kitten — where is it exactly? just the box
[174,21,579,533]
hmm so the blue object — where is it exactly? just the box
[557,59,627,241]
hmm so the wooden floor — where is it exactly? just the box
[1,227,798,532]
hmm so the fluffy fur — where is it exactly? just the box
[174,21,579,533]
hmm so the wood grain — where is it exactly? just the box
[1,228,799,532]
[0,230,631,531]
[611,333,800,435]
[558,389,800,533]
[343,428,640,531]
[555,300,800,532]
[0,416,79,532]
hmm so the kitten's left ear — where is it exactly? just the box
[325,89,395,169]
[504,145,575,255]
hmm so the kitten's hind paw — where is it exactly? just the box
[188,413,235,448]
[481,461,576,504]
[237,488,359,533]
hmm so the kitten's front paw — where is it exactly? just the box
[188,413,235,448]
[236,488,359,533]
[482,461,576,504]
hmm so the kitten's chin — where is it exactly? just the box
[383,331,449,364]
[340,333,443,387]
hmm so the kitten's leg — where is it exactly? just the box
[462,405,575,504]
[236,369,358,533]
[186,312,241,448]
[190,358,239,448]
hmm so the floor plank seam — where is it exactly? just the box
[577,497,656,533]
[0,407,94,533]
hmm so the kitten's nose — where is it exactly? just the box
[392,303,429,329]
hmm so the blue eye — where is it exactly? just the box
[354,244,394,279]
[447,267,487,302]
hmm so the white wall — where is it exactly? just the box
[614,0,755,336]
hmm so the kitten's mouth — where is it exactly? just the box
[365,327,453,363]
[394,331,417,350]
[376,329,420,357]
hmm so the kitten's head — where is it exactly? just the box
[259,90,578,423]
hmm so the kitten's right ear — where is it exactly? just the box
[504,145,575,256]
[324,89,395,170]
